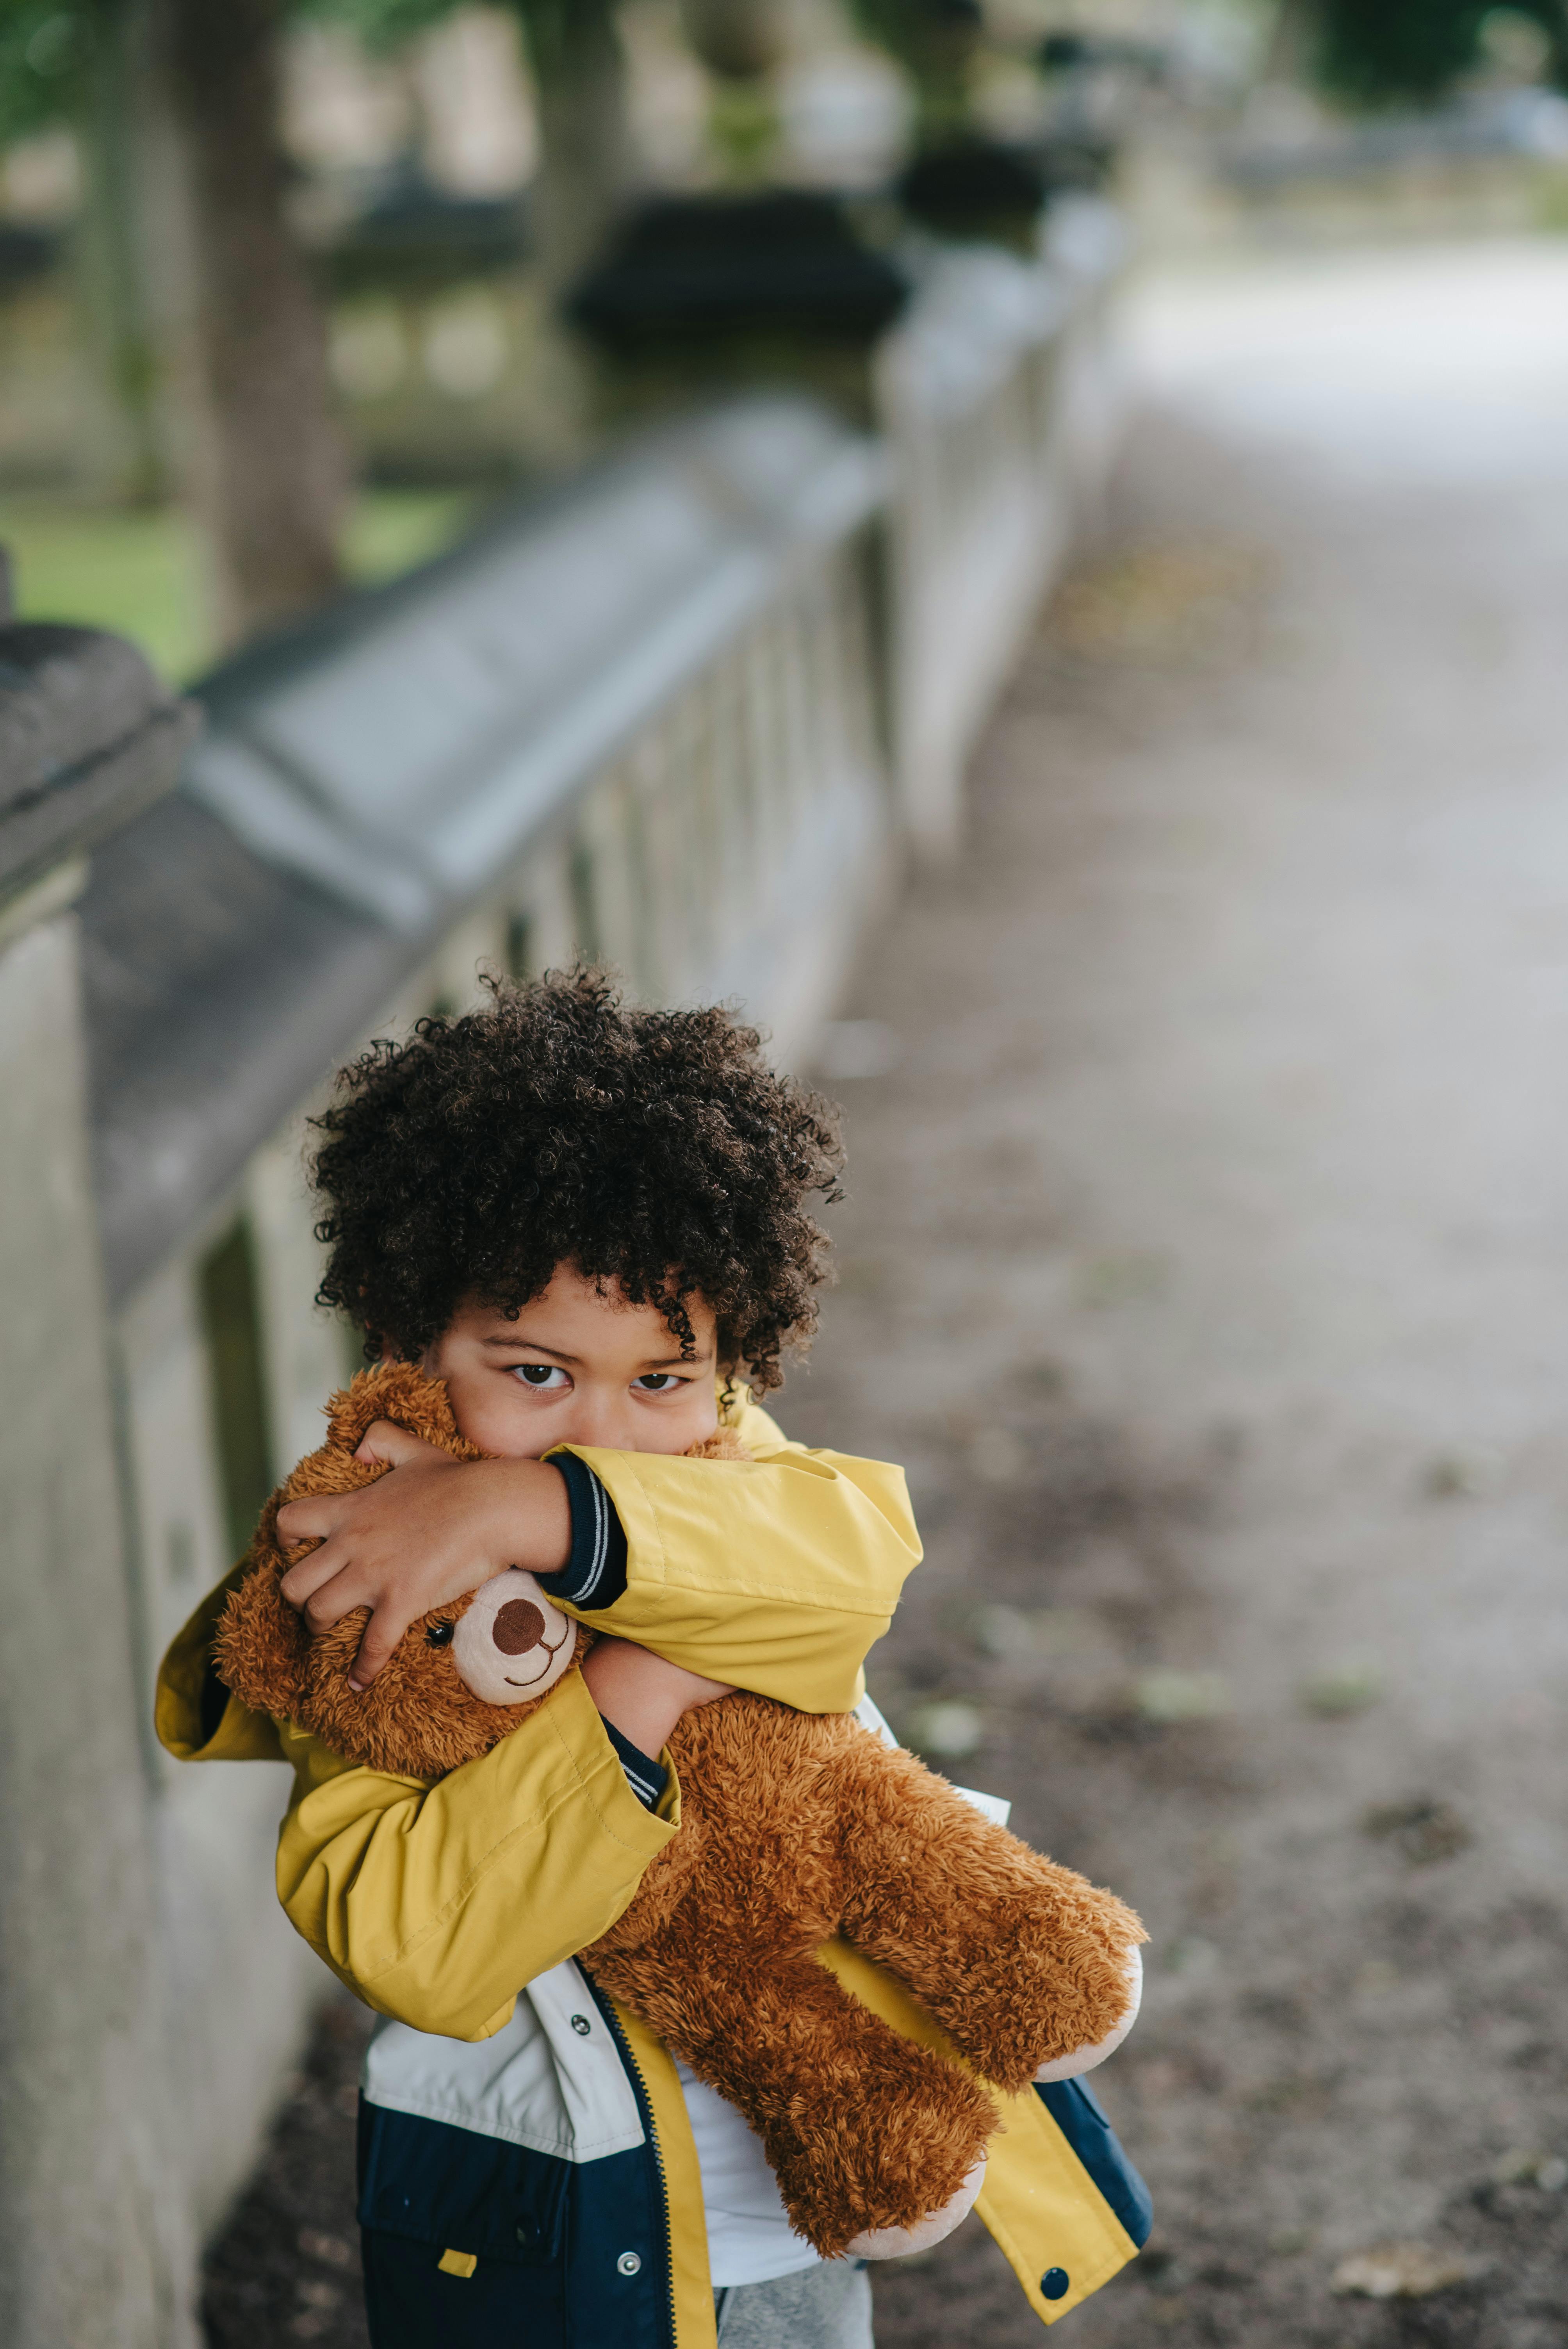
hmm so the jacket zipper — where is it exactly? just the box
[585,1971,678,2349]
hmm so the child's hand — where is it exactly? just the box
[276,1420,571,1690]
[582,1636,734,1758]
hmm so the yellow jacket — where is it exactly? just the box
[157,1392,1147,2339]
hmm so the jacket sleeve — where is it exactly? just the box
[152,1397,919,2026]
[156,1583,680,2035]
[155,1563,289,1764]
[271,1671,680,2039]
[555,1398,921,1714]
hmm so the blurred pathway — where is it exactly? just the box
[791,240,1568,2349]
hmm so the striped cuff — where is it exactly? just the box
[600,1717,668,1811]
[541,1454,629,1610]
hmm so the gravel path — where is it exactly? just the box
[794,238,1568,2349]
[202,240,1568,2347]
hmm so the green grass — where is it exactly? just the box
[0,487,477,684]
[341,488,478,593]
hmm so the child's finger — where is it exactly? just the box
[349,1602,413,1691]
[303,1565,372,1632]
[354,1420,444,1468]
[278,1538,349,1609]
[277,1492,347,1543]
[280,1531,340,1606]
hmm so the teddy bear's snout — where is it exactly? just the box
[493,1599,545,1654]
[449,1570,576,1707]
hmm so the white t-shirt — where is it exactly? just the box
[677,2061,822,2287]
[674,1694,894,2289]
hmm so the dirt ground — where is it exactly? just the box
[203,240,1568,2345]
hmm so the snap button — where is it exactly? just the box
[617,2251,642,2277]
[570,2014,592,2037]
[1041,2267,1070,2301]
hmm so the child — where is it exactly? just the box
[160,971,924,2345]
[157,972,1146,2349]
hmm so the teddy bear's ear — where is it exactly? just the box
[323,1361,468,1457]
[685,1427,753,1462]
[213,1517,313,1721]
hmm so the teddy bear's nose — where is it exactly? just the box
[493,1598,545,1655]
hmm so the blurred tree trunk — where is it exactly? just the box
[514,0,637,291]
[678,0,788,80]
[849,1,980,148]
[1261,0,1311,83]
[160,0,347,645]
[74,0,168,505]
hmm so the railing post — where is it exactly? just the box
[0,576,198,2347]
[876,198,1128,861]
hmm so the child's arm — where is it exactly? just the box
[274,1674,684,2039]
[277,1396,920,1715]
[561,1410,918,1710]
[156,1588,714,2038]
[158,1394,918,2032]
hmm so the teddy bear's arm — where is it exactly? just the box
[829,1730,1146,2094]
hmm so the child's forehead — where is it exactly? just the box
[454,1269,717,1347]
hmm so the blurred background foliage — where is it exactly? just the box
[1310,0,1568,106]
[3,0,1567,683]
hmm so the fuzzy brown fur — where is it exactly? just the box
[214,1364,554,1778]
[217,1366,1145,2258]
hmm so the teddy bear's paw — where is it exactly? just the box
[1033,1945,1144,2084]
[451,1572,577,1706]
[845,2158,986,2262]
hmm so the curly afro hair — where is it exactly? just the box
[310,969,845,1393]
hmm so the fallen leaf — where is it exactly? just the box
[1331,2242,1477,2299]
[1162,1936,1219,1980]
[1074,1249,1168,1308]
[1301,1662,1382,1718]
[906,1700,985,1759]
[1493,2148,1568,2190]
[1422,1446,1503,1499]
[971,1602,1035,1657]
[1361,1798,1472,1865]
[1133,1668,1231,1724]
[1049,542,1274,665]
[298,2228,355,2269]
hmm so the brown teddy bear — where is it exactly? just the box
[216,1363,1144,2260]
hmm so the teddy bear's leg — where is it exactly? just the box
[831,1739,1146,2095]
[586,1938,998,2262]
[846,2155,987,2260]
[1034,1943,1143,2081]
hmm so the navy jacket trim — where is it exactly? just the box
[602,1718,667,1810]
[1034,2076,1154,2248]
[540,1455,629,1610]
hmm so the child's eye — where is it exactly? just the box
[513,1363,570,1390]
[634,1374,683,1393]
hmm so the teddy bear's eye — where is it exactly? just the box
[425,1621,455,1648]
